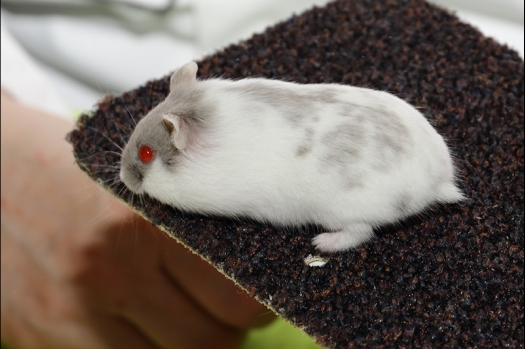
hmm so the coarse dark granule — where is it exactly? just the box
[67,0,524,348]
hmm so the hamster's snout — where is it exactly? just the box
[118,168,127,184]
[119,165,145,194]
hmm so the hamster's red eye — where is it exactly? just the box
[138,145,155,163]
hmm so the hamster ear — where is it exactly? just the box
[162,113,189,150]
[170,62,198,91]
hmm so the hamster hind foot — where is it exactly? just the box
[313,223,374,252]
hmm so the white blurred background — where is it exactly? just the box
[1,0,523,119]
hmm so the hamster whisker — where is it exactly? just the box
[64,185,107,213]
[110,108,132,137]
[134,192,143,208]
[96,180,120,193]
[131,190,138,204]
[131,192,139,207]
[78,123,125,152]
[139,194,145,208]
[105,176,123,187]
[86,164,121,169]
[75,150,122,163]
[108,116,129,146]
[91,201,126,228]
[114,183,129,199]
[121,102,138,127]
[84,167,120,178]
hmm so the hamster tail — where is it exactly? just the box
[437,182,465,203]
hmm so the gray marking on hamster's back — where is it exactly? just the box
[317,101,414,188]
[228,80,339,125]
[373,105,411,151]
[337,102,412,171]
[320,122,366,188]
[225,79,414,188]
[296,128,316,157]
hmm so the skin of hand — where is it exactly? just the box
[1,91,274,349]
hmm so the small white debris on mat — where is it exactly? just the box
[304,254,329,267]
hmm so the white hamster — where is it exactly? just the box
[119,62,464,252]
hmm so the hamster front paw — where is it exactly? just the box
[313,224,374,252]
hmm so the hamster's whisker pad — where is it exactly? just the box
[67,0,523,348]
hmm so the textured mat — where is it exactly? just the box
[67,0,524,347]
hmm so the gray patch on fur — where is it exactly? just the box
[317,101,414,188]
[338,103,365,123]
[228,80,339,125]
[296,128,315,157]
[320,123,366,188]
[338,102,412,172]
[373,105,411,152]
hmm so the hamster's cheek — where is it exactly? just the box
[141,159,174,203]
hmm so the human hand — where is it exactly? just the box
[1,91,274,349]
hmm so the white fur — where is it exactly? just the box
[122,63,464,252]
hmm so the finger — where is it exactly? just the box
[62,215,254,348]
[159,233,275,330]
[1,230,157,349]
[118,269,244,349]
[80,314,162,349]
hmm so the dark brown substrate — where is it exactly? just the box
[67,0,524,348]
